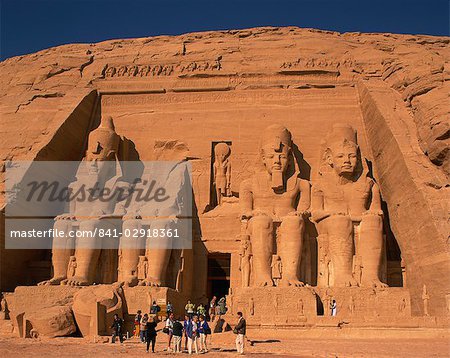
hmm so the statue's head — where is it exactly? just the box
[260,124,292,174]
[214,142,230,162]
[85,116,120,185]
[260,125,293,190]
[324,124,360,179]
[85,115,120,177]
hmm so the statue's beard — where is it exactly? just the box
[271,170,284,191]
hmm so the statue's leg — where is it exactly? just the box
[359,214,388,288]
[325,215,356,287]
[65,219,102,286]
[118,218,143,286]
[143,218,174,287]
[38,219,74,285]
[278,215,304,287]
[248,215,274,287]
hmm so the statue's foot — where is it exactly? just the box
[280,277,305,287]
[139,277,162,287]
[62,276,90,286]
[361,278,388,288]
[335,276,358,287]
[254,277,274,287]
[120,276,139,287]
[38,276,66,286]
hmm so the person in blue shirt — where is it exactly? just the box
[183,315,191,352]
[197,315,211,352]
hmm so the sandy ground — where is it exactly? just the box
[1,331,449,358]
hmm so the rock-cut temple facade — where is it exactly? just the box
[0,26,448,338]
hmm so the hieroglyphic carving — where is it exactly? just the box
[280,57,355,70]
[103,57,222,79]
[102,89,347,107]
[179,57,222,73]
[249,297,255,316]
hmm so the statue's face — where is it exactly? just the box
[216,152,226,162]
[328,143,358,176]
[85,136,117,176]
[261,144,289,175]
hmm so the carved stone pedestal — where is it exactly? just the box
[314,287,411,321]
[227,287,317,327]
[122,286,187,320]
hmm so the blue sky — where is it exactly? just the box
[1,0,449,60]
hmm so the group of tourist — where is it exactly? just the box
[185,296,227,321]
[111,296,247,354]
[129,309,212,353]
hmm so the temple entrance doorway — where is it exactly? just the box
[207,253,231,300]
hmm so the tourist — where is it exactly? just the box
[172,317,184,353]
[198,314,211,353]
[134,310,142,338]
[167,301,174,314]
[218,296,227,316]
[140,313,149,343]
[111,314,124,344]
[331,299,337,316]
[185,299,195,318]
[233,311,246,355]
[187,315,199,354]
[150,300,161,316]
[165,312,175,352]
[145,315,158,353]
[209,296,217,321]
[196,303,207,317]
[183,315,191,351]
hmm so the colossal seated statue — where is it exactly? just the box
[311,124,387,288]
[118,158,189,288]
[239,124,310,287]
[39,115,126,286]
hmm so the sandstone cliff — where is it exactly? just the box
[0,27,448,315]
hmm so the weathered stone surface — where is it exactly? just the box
[7,286,80,337]
[0,26,449,321]
[72,284,123,337]
[228,287,317,325]
[26,305,76,338]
